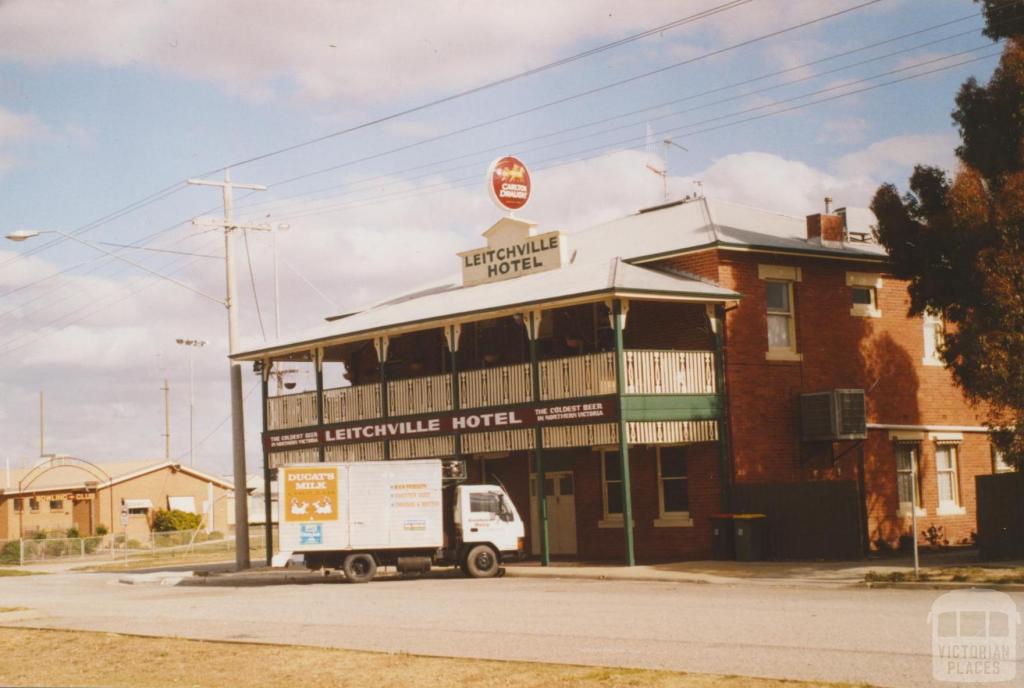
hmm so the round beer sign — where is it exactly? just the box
[488,156,531,211]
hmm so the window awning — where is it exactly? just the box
[123,498,153,509]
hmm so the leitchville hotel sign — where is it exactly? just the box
[458,156,569,287]
[266,399,617,450]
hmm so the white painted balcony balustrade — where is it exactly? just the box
[265,350,716,431]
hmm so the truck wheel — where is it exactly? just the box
[343,553,377,583]
[463,545,499,578]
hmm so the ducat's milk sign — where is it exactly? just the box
[488,155,531,212]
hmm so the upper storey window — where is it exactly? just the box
[759,264,802,362]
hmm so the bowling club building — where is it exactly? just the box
[233,161,1006,564]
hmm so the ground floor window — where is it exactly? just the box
[657,446,689,518]
[49,499,63,511]
[600,450,622,519]
[895,443,921,510]
[935,443,961,510]
[13,498,23,512]
[29,498,40,512]
[993,448,1016,473]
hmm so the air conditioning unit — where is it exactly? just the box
[800,389,867,442]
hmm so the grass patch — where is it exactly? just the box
[0,627,867,688]
[76,548,269,573]
[0,568,42,577]
[0,607,27,613]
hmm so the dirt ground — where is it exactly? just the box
[0,628,861,688]
[865,566,1024,584]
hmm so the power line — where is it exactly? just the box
[271,49,1000,224]
[200,0,755,176]
[236,17,988,220]
[242,229,267,342]
[253,0,887,196]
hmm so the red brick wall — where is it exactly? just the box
[652,248,994,550]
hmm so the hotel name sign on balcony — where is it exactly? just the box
[459,216,568,287]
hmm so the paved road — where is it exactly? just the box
[1,569,1021,687]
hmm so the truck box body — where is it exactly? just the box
[280,460,443,554]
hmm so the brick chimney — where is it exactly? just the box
[806,213,844,242]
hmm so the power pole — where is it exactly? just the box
[162,379,170,460]
[187,169,267,570]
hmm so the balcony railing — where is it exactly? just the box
[323,384,381,424]
[388,373,452,416]
[266,350,716,431]
[624,350,716,395]
[459,362,533,410]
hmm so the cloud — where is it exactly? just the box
[0,106,50,173]
[816,117,869,145]
[834,132,959,182]
[0,0,899,104]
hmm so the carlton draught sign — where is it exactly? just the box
[488,156,531,212]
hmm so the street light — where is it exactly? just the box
[175,338,208,467]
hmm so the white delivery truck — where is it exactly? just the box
[274,459,525,582]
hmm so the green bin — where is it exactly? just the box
[733,514,768,561]
[710,514,736,560]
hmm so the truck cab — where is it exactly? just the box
[451,484,525,575]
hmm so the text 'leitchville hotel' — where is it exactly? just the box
[233,157,1005,564]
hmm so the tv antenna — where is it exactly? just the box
[645,137,689,201]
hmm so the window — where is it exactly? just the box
[895,443,922,511]
[13,498,23,512]
[127,507,149,515]
[993,448,1015,473]
[49,499,63,511]
[601,450,623,519]
[766,281,794,350]
[923,310,944,366]
[470,492,500,515]
[29,498,40,512]
[847,272,882,317]
[935,444,961,510]
[655,446,692,527]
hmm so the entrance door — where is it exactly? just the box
[530,472,578,556]
[72,498,92,535]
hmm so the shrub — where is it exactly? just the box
[152,509,202,532]
[207,531,224,541]
[65,527,81,540]
[0,540,20,564]
[127,539,142,550]
[31,530,47,541]
[95,524,109,536]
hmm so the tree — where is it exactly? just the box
[871,0,1024,465]
[152,509,203,532]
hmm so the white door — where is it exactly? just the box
[530,472,578,556]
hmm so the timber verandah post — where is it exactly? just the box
[707,304,734,512]
[612,299,636,567]
[315,348,325,463]
[261,360,273,566]
[525,310,550,566]
[445,324,462,461]
[375,336,391,460]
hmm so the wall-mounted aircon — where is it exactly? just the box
[800,389,867,442]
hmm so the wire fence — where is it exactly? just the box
[0,526,278,567]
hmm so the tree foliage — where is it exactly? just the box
[871,1,1024,464]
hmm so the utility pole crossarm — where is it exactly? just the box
[186,178,268,192]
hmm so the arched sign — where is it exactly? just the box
[488,156,531,212]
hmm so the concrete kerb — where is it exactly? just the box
[863,580,1024,592]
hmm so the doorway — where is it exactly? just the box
[530,471,578,556]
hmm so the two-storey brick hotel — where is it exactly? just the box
[233,196,1002,564]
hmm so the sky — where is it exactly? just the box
[0,0,1001,477]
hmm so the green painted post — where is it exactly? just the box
[528,312,550,566]
[315,353,325,463]
[380,340,390,461]
[710,304,733,512]
[449,325,461,460]
[612,300,636,567]
[261,367,273,567]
